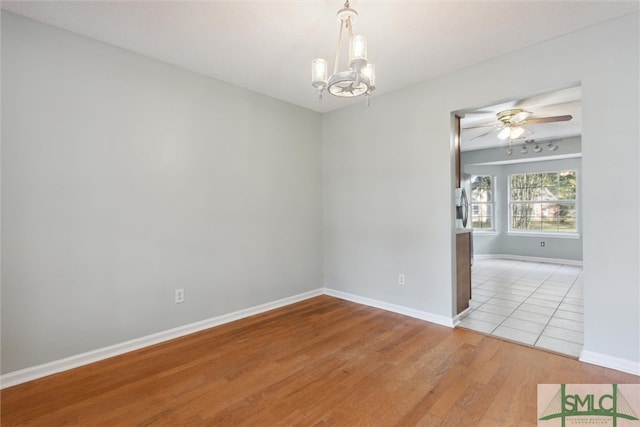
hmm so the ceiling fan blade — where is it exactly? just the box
[469,128,497,142]
[523,115,573,125]
[462,123,497,130]
[511,111,532,124]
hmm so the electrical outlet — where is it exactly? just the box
[175,288,185,304]
[398,274,405,285]
[540,241,546,248]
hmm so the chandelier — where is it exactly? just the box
[311,0,375,103]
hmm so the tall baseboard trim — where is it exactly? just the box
[0,288,324,389]
[323,288,456,328]
[475,254,583,266]
[6,288,635,388]
[580,350,640,376]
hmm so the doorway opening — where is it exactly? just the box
[453,85,583,357]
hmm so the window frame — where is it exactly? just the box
[507,169,578,236]
[470,174,496,233]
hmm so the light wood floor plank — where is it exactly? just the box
[2,295,638,426]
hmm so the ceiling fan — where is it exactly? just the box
[464,108,573,142]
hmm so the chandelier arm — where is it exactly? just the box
[347,16,354,38]
[334,19,345,76]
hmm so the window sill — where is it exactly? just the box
[507,232,581,239]
[473,231,499,236]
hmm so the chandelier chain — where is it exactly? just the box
[334,19,344,75]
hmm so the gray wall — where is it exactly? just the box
[1,12,323,373]
[463,138,583,261]
[323,13,638,364]
[2,10,639,374]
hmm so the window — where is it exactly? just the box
[509,170,577,233]
[470,175,494,231]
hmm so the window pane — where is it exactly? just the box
[471,175,493,202]
[540,203,558,220]
[482,217,493,230]
[511,186,542,201]
[509,170,577,234]
[558,171,576,199]
[471,175,495,231]
[557,203,576,218]
[541,219,559,231]
[558,218,577,232]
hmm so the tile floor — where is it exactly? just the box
[458,258,584,357]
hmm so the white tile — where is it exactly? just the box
[565,291,583,299]
[530,292,564,303]
[523,272,552,280]
[501,317,547,334]
[469,300,484,309]
[510,309,552,324]
[499,288,534,298]
[476,303,515,316]
[477,283,509,292]
[548,275,578,284]
[563,297,583,306]
[470,294,490,303]
[492,325,539,345]
[486,297,522,309]
[557,265,583,274]
[542,325,584,344]
[514,278,545,286]
[473,288,498,297]
[509,284,539,292]
[536,286,569,296]
[466,310,507,325]
[458,318,497,334]
[548,317,584,332]
[525,297,561,309]
[535,336,582,357]
[553,309,583,323]
[519,303,557,316]
[559,302,583,313]
[493,293,528,303]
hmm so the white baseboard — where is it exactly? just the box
[580,350,640,376]
[5,287,636,388]
[323,288,456,328]
[0,288,324,389]
[475,253,583,266]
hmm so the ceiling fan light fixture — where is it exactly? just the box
[498,127,511,140]
[510,126,525,139]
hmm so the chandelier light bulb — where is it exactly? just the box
[311,58,328,89]
[349,35,367,70]
[362,63,375,88]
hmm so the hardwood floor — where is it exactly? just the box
[2,295,638,426]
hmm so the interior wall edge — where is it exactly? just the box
[324,288,456,328]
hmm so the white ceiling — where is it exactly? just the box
[2,1,638,113]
